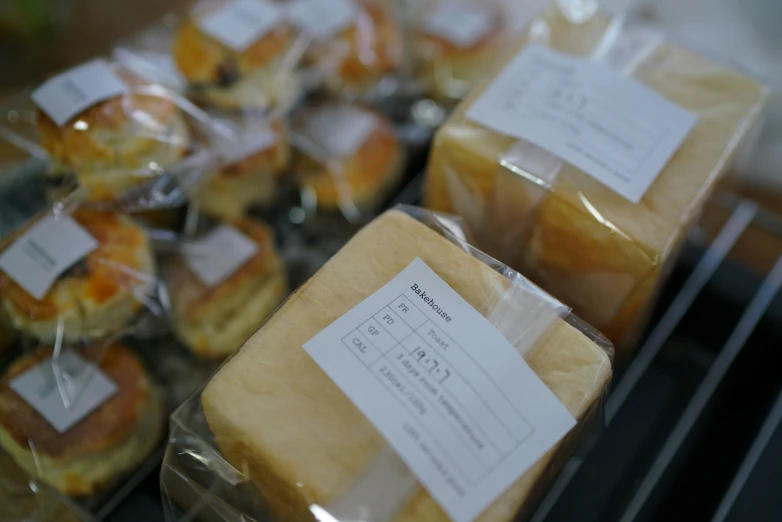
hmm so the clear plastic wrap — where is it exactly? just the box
[161,216,288,360]
[160,205,613,522]
[170,0,308,112]
[0,57,222,213]
[423,4,769,357]
[283,0,405,100]
[290,102,405,222]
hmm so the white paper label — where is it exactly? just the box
[10,351,118,433]
[467,44,699,203]
[286,0,357,38]
[424,4,494,48]
[219,120,277,164]
[183,225,259,286]
[198,0,283,51]
[0,215,98,300]
[31,59,128,126]
[304,258,576,522]
[302,107,376,158]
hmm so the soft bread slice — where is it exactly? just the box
[424,7,767,350]
[201,209,611,522]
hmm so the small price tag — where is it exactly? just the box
[198,0,284,51]
[286,0,357,38]
[302,107,377,158]
[219,120,278,164]
[0,215,98,300]
[183,225,259,286]
[10,351,118,433]
[31,59,128,126]
[423,4,494,49]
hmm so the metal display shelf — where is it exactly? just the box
[102,187,782,522]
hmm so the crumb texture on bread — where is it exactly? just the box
[201,209,611,522]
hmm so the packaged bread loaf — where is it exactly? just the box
[291,103,404,220]
[166,218,288,359]
[160,205,612,522]
[0,343,164,497]
[423,5,768,355]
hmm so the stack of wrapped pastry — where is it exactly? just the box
[184,208,611,521]
[424,6,768,355]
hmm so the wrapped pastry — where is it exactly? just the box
[0,343,164,497]
[0,208,157,342]
[285,0,403,97]
[199,114,290,220]
[291,103,404,218]
[424,6,768,355]
[166,219,287,359]
[160,206,612,522]
[413,0,513,103]
[172,0,302,111]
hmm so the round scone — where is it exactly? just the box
[167,219,288,359]
[414,3,507,102]
[307,0,402,96]
[199,116,290,220]
[292,105,403,213]
[0,343,164,496]
[0,209,156,342]
[172,3,300,111]
[37,68,191,203]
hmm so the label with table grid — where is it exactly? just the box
[304,258,575,522]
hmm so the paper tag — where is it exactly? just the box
[10,351,118,433]
[304,258,575,522]
[198,0,283,51]
[183,225,259,286]
[302,107,376,158]
[286,0,357,38]
[0,215,98,300]
[219,120,277,164]
[31,59,128,126]
[424,4,495,48]
[466,44,698,203]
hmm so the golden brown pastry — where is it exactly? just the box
[200,209,612,522]
[0,343,164,497]
[0,209,156,342]
[292,105,404,213]
[414,1,510,102]
[167,219,287,359]
[199,115,289,220]
[36,68,191,203]
[172,1,300,110]
[424,6,768,356]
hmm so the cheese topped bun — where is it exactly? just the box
[172,2,300,110]
[37,69,191,203]
[0,343,164,497]
[167,219,287,359]
[0,210,156,342]
[291,105,403,213]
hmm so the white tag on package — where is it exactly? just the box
[286,0,357,38]
[220,120,277,164]
[10,351,117,433]
[467,44,698,203]
[198,0,283,51]
[184,225,259,286]
[424,4,494,48]
[305,107,376,157]
[304,258,575,522]
[31,59,128,126]
[0,215,98,300]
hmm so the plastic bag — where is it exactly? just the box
[161,216,288,359]
[0,57,222,213]
[423,4,769,357]
[160,204,613,522]
[170,0,308,112]
[290,102,405,222]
